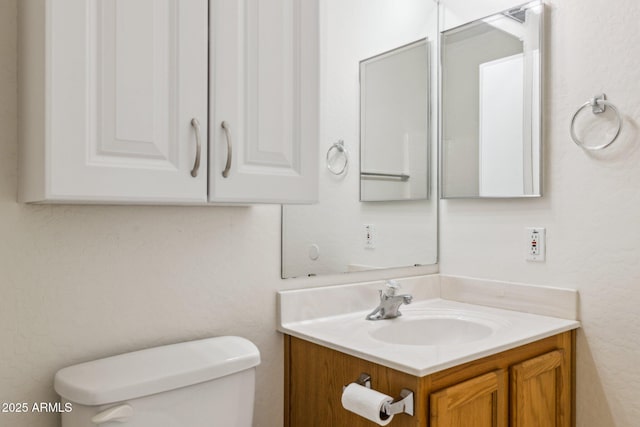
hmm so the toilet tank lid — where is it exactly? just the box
[54,336,260,406]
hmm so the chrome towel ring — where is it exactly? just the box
[326,140,349,175]
[570,93,622,151]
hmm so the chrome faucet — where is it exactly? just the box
[366,280,413,321]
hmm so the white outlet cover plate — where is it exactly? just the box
[525,227,545,262]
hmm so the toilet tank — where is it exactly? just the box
[54,336,260,427]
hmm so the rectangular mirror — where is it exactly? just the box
[440,1,543,198]
[360,39,429,202]
[281,0,438,279]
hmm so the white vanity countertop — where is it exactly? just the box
[278,278,580,377]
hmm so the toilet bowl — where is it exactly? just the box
[54,336,260,426]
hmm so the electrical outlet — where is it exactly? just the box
[525,227,545,262]
[364,224,375,249]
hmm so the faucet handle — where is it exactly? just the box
[385,280,400,296]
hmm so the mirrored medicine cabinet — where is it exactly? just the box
[360,39,429,202]
[440,0,543,199]
[281,0,438,279]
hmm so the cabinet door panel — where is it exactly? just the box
[511,350,570,427]
[430,370,507,427]
[286,337,421,427]
[47,0,207,202]
[210,0,319,203]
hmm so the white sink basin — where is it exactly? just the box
[369,316,494,346]
[278,297,580,376]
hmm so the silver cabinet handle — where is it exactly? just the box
[190,118,202,177]
[221,121,232,178]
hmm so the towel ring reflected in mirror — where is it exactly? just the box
[326,140,349,175]
[570,94,622,151]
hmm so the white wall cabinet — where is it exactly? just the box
[19,0,319,205]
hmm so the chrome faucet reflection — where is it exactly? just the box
[366,280,413,321]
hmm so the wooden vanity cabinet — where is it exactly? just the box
[284,330,575,427]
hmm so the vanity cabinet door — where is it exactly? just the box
[285,336,423,427]
[19,0,209,203]
[430,370,508,427]
[510,350,571,427]
[209,0,319,204]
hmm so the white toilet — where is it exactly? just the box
[54,336,260,426]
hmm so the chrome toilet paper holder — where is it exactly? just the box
[383,389,414,417]
[343,373,414,417]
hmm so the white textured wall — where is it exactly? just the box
[440,0,640,425]
[0,1,437,426]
